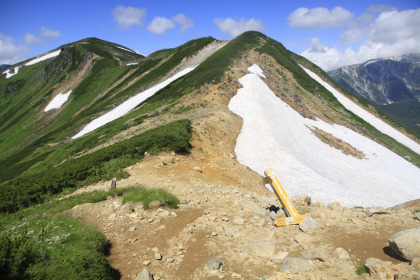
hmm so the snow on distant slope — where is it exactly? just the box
[301,66,420,155]
[25,49,61,66]
[44,90,72,112]
[2,66,20,79]
[229,64,420,207]
[72,66,196,139]
[116,46,134,53]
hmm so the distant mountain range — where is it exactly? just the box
[329,54,420,137]
[0,64,11,71]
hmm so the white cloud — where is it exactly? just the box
[24,27,61,45]
[112,5,146,29]
[288,7,354,29]
[0,34,28,65]
[300,8,420,71]
[147,16,175,35]
[214,17,265,37]
[172,14,194,32]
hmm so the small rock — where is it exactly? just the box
[411,258,420,272]
[129,226,136,232]
[151,247,159,253]
[134,268,153,280]
[271,251,289,264]
[332,247,351,261]
[143,260,151,266]
[388,227,420,261]
[155,253,162,260]
[301,247,330,262]
[365,258,389,279]
[328,202,342,211]
[240,241,277,258]
[280,258,314,274]
[118,203,133,215]
[167,258,174,264]
[222,224,235,237]
[294,232,310,249]
[291,195,311,206]
[299,217,316,233]
[148,201,166,209]
[232,218,245,225]
[365,207,389,217]
[160,156,174,165]
[212,232,218,236]
[414,212,420,221]
[207,257,223,273]
[154,208,171,218]
[110,180,117,190]
[269,211,279,221]
[231,273,241,279]
[194,166,202,173]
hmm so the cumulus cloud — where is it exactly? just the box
[214,17,265,37]
[24,27,61,45]
[172,14,194,32]
[147,16,175,35]
[300,8,420,71]
[288,7,354,29]
[112,5,146,29]
[0,34,29,65]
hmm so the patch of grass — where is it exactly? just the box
[122,187,180,209]
[356,262,367,275]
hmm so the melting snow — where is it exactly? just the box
[72,66,197,139]
[301,66,420,155]
[116,46,134,53]
[44,90,72,112]
[229,64,420,207]
[25,49,61,66]
[126,63,138,66]
[2,66,20,79]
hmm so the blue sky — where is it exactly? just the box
[1,0,419,70]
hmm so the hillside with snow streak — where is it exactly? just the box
[229,65,420,208]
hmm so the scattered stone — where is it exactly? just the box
[134,268,153,280]
[231,273,242,279]
[411,258,420,272]
[365,207,390,217]
[212,232,218,236]
[328,202,342,211]
[110,180,116,190]
[271,251,289,264]
[365,258,390,279]
[232,218,245,225]
[291,195,311,206]
[222,224,235,237]
[301,247,330,262]
[332,247,351,261]
[155,253,162,260]
[129,226,136,232]
[294,232,311,249]
[388,227,420,261]
[151,247,159,253]
[148,201,166,209]
[118,203,133,215]
[207,257,223,273]
[160,155,174,165]
[143,260,151,266]
[167,258,174,264]
[299,217,316,233]
[280,258,315,274]
[269,211,279,221]
[194,166,202,173]
[171,212,178,217]
[414,212,420,221]
[154,208,171,218]
[240,240,277,258]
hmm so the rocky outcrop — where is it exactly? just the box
[388,227,420,261]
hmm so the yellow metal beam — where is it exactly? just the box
[263,168,305,226]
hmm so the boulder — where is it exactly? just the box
[299,217,316,233]
[365,207,389,217]
[388,227,420,261]
[291,195,311,206]
[280,258,314,274]
[135,268,153,280]
[332,247,351,261]
[301,247,330,262]
[365,258,390,279]
[240,241,277,258]
[411,258,420,272]
[207,257,223,273]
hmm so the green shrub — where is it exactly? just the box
[122,187,180,209]
[356,262,367,275]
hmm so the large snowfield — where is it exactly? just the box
[72,66,197,139]
[229,65,420,207]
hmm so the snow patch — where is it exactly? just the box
[72,66,197,139]
[44,90,72,112]
[126,63,138,66]
[2,66,20,79]
[300,65,420,155]
[116,46,134,53]
[248,64,266,78]
[25,49,61,66]
[229,64,420,207]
